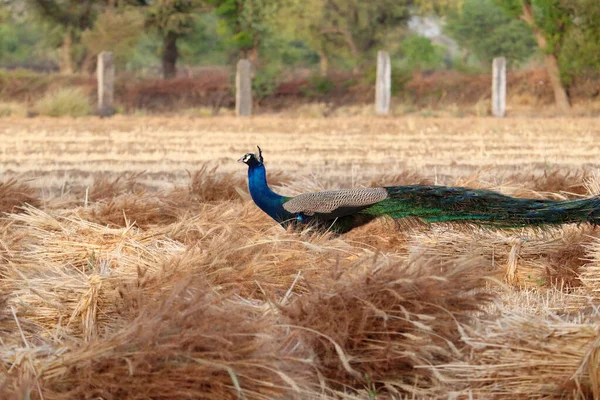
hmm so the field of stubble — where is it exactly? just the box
[1,116,600,399]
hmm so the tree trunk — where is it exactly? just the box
[320,28,360,74]
[319,51,329,77]
[79,49,96,76]
[248,33,260,64]
[542,52,570,112]
[162,31,178,80]
[60,31,74,75]
[521,1,570,113]
[249,46,259,64]
[342,30,360,74]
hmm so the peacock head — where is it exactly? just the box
[238,145,264,167]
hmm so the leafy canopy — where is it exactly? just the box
[445,0,536,67]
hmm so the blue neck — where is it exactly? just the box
[247,164,290,223]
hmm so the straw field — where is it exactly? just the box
[1,116,600,399]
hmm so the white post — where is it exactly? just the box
[97,51,115,117]
[492,57,506,117]
[375,51,391,115]
[236,59,252,117]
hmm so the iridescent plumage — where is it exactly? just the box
[239,147,600,234]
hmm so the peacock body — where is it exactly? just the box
[239,147,600,234]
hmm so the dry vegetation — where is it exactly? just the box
[1,116,600,399]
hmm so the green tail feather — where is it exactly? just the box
[360,185,600,228]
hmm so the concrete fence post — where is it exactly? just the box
[236,59,252,117]
[375,51,391,115]
[97,51,115,117]
[492,57,506,117]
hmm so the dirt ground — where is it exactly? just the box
[2,115,599,187]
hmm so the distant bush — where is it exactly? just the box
[0,105,12,118]
[35,87,91,117]
[301,74,335,98]
[0,69,53,100]
[252,64,283,101]
[0,102,27,118]
[400,35,446,71]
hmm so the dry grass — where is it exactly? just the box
[280,256,492,397]
[1,116,600,399]
[433,312,600,398]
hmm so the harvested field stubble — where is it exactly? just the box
[1,117,600,399]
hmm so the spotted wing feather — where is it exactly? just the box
[282,188,388,217]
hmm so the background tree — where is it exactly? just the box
[272,0,330,75]
[25,0,108,74]
[0,3,50,69]
[80,7,145,73]
[445,0,536,68]
[493,0,572,112]
[209,0,283,64]
[143,0,206,79]
[277,0,413,75]
[318,0,412,74]
[557,0,600,87]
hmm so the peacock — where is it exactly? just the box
[239,146,600,234]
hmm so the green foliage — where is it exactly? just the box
[178,12,229,65]
[300,74,335,98]
[558,0,600,84]
[494,0,600,85]
[140,0,207,78]
[400,35,446,70]
[24,0,109,71]
[81,8,145,68]
[493,0,570,56]
[318,0,412,68]
[445,0,536,67]
[144,0,202,36]
[0,8,51,67]
[414,0,464,14]
[34,87,91,117]
[210,0,282,57]
[25,0,106,29]
[326,0,410,53]
[493,0,524,17]
[252,63,282,100]
[0,69,53,101]
[279,41,319,66]
[274,0,413,73]
[124,32,162,71]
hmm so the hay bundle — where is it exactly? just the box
[163,165,289,207]
[166,207,384,298]
[409,225,595,288]
[484,169,592,198]
[3,206,185,340]
[9,206,183,273]
[76,164,283,229]
[2,281,319,400]
[0,177,39,213]
[280,255,493,397]
[578,236,600,299]
[433,313,600,398]
[77,193,179,228]
[84,172,146,202]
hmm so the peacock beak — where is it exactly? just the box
[237,156,244,163]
